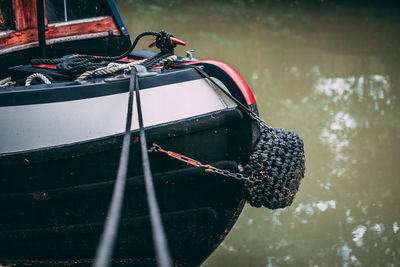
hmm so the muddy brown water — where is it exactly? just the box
[116,1,400,266]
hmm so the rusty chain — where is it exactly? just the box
[149,143,256,184]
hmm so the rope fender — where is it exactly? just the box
[243,126,305,209]
[153,64,306,210]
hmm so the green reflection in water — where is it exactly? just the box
[116,1,400,266]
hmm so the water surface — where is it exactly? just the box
[116,1,400,265]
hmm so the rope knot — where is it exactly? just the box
[155,30,175,53]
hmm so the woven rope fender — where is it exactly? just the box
[243,125,306,209]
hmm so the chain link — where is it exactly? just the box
[150,143,256,184]
[206,166,256,183]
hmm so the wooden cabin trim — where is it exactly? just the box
[46,16,120,39]
[0,16,121,54]
[12,0,38,30]
[0,32,111,55]
[0,30,14,37]
[49,16,108,27]
[0,42,38,55]
[47,32,111,45]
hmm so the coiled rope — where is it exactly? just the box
[75,55,178,82]
[75,59,147,82]
[31,31,178,76]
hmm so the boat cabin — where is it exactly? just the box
[0,0,131,79]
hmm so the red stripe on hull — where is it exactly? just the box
[187,60,256,105]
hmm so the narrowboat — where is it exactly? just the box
[0,0,260,266]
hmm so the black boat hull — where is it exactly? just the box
[1,163,245,266]
[0,105,258,266]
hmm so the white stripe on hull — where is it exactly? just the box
[0,79,236,154]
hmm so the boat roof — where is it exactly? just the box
[0,0,128,55]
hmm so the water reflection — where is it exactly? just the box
[116,1,400,265]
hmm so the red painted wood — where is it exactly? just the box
[12,0,37,30]
[0,16,121,50]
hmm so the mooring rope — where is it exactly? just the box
[133,65,173,267]
[92,68,136,267]
[92,65,173,267]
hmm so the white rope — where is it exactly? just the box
[0,77,15,87]
[154,55,178,67]
[75,55,178,82]
[75,59,146,82]
[25,73,51,86]
[0,77,11,85]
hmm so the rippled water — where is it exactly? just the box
[116,1,400,266]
